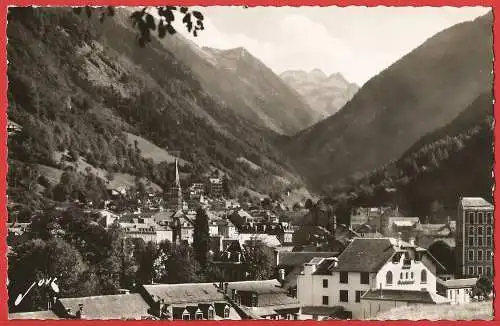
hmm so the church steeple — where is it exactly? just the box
[168,159,183,211]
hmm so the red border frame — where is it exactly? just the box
[0,1,497,325]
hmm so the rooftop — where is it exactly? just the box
[142,283,225,304]
[461,197,493,209]
[56,293,151,320]
[226,279,285,295]
[277,251,338,267]
[9,311,59,320]
[437,277,478,289]
[362,289,449,304]
[326,238,397,273]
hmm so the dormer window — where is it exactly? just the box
[386,271,393,285]
[208,306,214,320]
[421,270,427,284]
[196,309,203,320]
[251,293,258,307]
[224,306,230,319]
[182,310,190,320]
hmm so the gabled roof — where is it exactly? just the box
[143,283,225,304]
[328,238,397,273]
[56,294,152,319]
[460,197,493,209]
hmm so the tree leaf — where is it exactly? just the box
[180,7,188,14]
[192,11,203,20]
[146,14,156,30]
[166,24,176,35]
[158,21,166,38]
[182,13,191,24]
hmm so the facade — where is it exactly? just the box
[437,278,477,305]
[206,178,223,198]
[456,197,494,277]
[297,238,448,319]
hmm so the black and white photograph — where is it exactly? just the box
[6,5,494,320]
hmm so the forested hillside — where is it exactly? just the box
[327,92,493,220]
[6,7,303,219]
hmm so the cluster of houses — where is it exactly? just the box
[8,161,494,322]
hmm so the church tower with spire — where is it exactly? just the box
[168,159,183,211]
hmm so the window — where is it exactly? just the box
[478,227,483,235]
[421,270,427,284]
[487,213,492,224]
[406,272,409,279]
[486,226,492,235]
[486,267,492,276]
[468,212,474,224]
[478,266,483,275]
[478,213,484,224]
[355,291,362,303]
[469,226,474,235]
[196,312,203,320]
[340,272,348,284]
[339,290,349,303]
[322,296,329,305]
[474,213,478,224]
[478,237,483,246]
[486,250,492,261]
[411,272,414,279]
[487,236,492,246]
[386,271,393,285]
[323,279,328,288]
[468,266,475,276]
[400,272,403,279]
[360,272,369,285]
[468,250,474,262]
[468,236,474,246]
[224,306,230,319]
[251,294,258,307]
[478,250,483,262]
[182,312,191,320]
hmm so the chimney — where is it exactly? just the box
[224,282,229,293]
[278,268,286,286]
[76,304,85,319]
[397,232,402,247]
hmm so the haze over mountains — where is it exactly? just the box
[286,11,493,193]
[280,69,359,120]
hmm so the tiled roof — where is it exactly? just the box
[238,233,281,248]
[56,294,152,319]
[9,311,59,320]
[437,278,477,289]
[277,251,338,267]
[226,280,284,294]
[256,293,299,307]
[461,197,493,208]
[328,238,396,272]
[362,289,444,304]
[143,283,225,304]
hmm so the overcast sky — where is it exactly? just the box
[175,6,490,85]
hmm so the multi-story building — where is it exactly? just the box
[297,238,448,319]
[456,197,494,277]
[206,178,223,198]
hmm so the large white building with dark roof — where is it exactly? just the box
[456,197,494,277]
[297,237,449,319]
